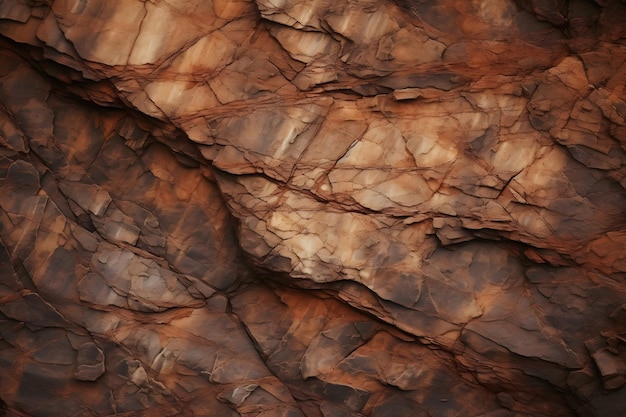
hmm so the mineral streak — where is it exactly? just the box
[0,0,625,416]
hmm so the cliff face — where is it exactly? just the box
[0,1,625,416]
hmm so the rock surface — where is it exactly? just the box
[0,0,625,416]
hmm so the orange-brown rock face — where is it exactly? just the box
[0,0,625,416]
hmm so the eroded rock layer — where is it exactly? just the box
[0,0,625,416]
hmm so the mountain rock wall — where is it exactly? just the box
[0,0,625,416]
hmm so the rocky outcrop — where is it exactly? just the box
[0,0,625,416]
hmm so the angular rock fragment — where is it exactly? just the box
[74,342,105,382]
[0,0,625,416]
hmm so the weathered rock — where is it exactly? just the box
[0,0,625,416]
[74,342,105,382]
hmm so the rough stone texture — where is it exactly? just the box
[0,0,625,416]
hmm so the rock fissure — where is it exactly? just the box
[1,0,625,416]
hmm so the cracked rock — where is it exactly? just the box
[0,0,625,416]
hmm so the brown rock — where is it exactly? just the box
[1,1,625,416]
[74,342,105,382]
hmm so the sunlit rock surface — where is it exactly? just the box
[0,0,625,416]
